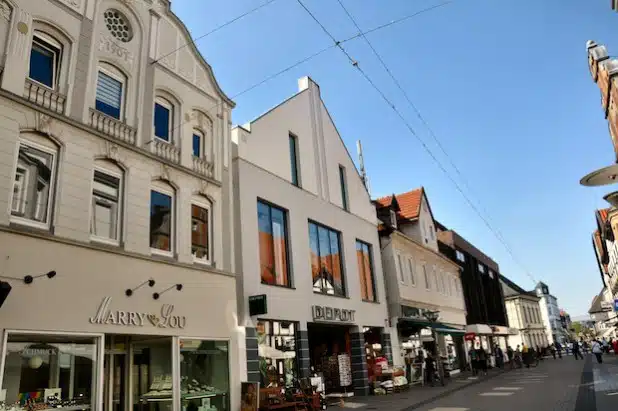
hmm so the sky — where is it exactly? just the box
[172,0,618,317]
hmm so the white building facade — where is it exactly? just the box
[534,283,566,345]
[232,77,391,396]
[374,189,467,373]
[0,1,240,411]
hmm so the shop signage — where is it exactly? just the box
[312,305,355,323]
[601,301,613,312]
[249,294,268,316]
[89,297,186,329]
[464,332,476,341]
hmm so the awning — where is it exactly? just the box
[433,324,466,335]
[398,318,465,335]
[466,324,494,335]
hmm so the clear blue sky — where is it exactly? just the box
[172,0,618,316]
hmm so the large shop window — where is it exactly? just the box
[179,339,230,411]
[257,201,290,287]
[356,240,376,302]
[1,334,98,411]
[309,221,345,296]
[11,141,57,229]
[133,337,172,411]
[257,320,298,388]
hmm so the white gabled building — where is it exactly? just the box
[232,76,392,396]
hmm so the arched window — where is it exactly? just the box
[10,134,58,229]
[154,96,174,143]
[29,31,62,89]
[90,160,123,244]
[95,63,127,120]
[150,180,175,256]
[191,196,212,264]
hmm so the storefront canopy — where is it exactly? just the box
[398,318,465,335]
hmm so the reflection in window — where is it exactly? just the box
[132,338,172,411]
[1,334,97,411]
[258,201,290,286]
[309,222,345,296]
[191,204,210,262]
[91,170,121,242]
[179,340,229,411]
[257,320,297,388]
[356,240,376,301]
[154,100,173,142]
[11,143,55,226]
[150,190,173,252]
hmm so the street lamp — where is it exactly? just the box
[423,310,444,386]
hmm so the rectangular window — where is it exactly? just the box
[488,269,494,279]
[29,35,60,89]
[456,250,465,262]
[192,133,202,157]
[95,71,123,119]
[91,170,121,243]
[154,101,172,142]
[432,267,439,292]
[309,221,345,296]
[191,204,210,263]
[11,142,56,227]
[258,201,290,287]
[357,240,376,301]
[397,254,405,283]
[423,265,431,289]
[408,258,416,286]
[150,189,173,253]
[1,333,98,411]
[478,263,485,273]
[339,165,349,211]
[289,133,299,186]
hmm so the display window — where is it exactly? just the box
[256,320,298,388]
[179,339,229,411]
[0,333,99,411]
[132,337,173,411]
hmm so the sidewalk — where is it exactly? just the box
[332,365,512,410]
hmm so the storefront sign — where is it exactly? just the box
[249,294,268,316]
[89,297,186,329]
[311,305,355,323]
[464,332,476,341]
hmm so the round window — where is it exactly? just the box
[104,9,133,43]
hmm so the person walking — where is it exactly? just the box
[550,343,556,359]
[572,340,583,360]
[507,346,514,368]
[469,346,478,376]
[494,345,504,369]
[478,347,488,375]
[592,339,604,364]
[555,341,563,358]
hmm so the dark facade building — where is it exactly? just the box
[436,222,508,328]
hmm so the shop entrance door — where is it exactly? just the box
[103,336,129,411]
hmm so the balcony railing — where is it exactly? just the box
[192,156,214,178]
[89,109,137,145]
[24,79,66,114]
[148,139,180,164]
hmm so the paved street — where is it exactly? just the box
[336,354,618,411]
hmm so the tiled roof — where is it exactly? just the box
[593,230,609,273]
[375,187,423,220]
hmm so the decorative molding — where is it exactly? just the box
[0,0,12,21]
[104,141,121,162]
[56,0,81,12]
[199,180,210,197]
[160,163,171,181]
[98,35,135,67]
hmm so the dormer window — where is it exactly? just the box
[389,209,397,228]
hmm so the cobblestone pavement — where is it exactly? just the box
[332,354,618,410]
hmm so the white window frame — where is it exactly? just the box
[478,263,485,273]
[408,258,416,286]
[89,166,123,246]
[150,184,175,257]
[29,32,62,90]
[456,250,465,262]
[154,97,174,143]
[95,64,126,121]
[191,199,212,265]
[9,139,57,230]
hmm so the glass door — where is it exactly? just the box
[104,336,129,411]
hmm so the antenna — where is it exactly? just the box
[357,140,369,194]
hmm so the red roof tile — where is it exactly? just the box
[375,187,424,220]
[599,208,610,224]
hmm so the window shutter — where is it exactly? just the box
[96,72,122,117]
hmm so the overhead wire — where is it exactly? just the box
[297,0,538,285]
[152,0,278,65]
[166,2,453,134]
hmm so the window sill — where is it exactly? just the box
[193,257,213,266]
[154,135,172,144]
[261,282,296,290]
[9,217,52,234]
[90,236,121,248]
[313,291,349,300]
[362,299,380,304]
[150,248,175,260]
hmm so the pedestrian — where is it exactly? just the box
[555,341,563,358]
[592,339,604,364]
[507,346,514,368]
[469,346,478,376]
[612,339,618,355]
[494,345,504,369]
[478,347,488,375]
[550,343,556,359]
[582,341,589,354]
[572,340,583,360]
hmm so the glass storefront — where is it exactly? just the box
[256,320,298,388]
[1,334,98,411]
[0,334,231,411]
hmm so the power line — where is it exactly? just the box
[297,0,538,285]
[167,4,451,134]
[152,0,278,65]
